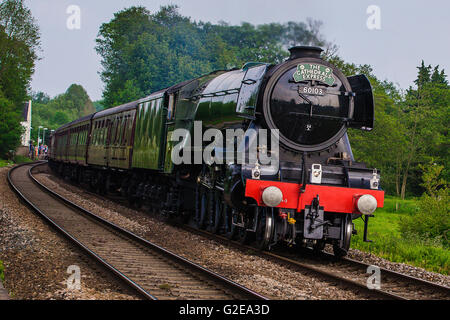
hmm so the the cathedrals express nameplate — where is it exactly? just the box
[293,63,336,86]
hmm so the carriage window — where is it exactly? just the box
[111,119,116,144]
[103,121,107,144]
[167,94,175,120]
[114,117,119,144]
[122,118,128,145]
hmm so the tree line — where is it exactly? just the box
[0,0,40,156]
[30,84,96,144]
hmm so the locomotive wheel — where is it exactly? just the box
[126,179,141,208]
[96,172,107,195]
[227,209,248,241]
[127,193,142,209]
[105,174,113,195]
[77,168,83,185]
[225,208,238,240]
[333,214,352,258]
[255,207,274,250]
[133,197,143,209]
[236,208,256,245]
[236,224,252,245]
[313,240,326,253]
[195,186,207,229]
[120,178,128,198]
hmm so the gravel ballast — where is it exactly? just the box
[0,166,138,300]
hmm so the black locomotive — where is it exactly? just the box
[49,46,384,257]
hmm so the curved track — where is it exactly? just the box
[29,162,450,300]
[8,162,267,300]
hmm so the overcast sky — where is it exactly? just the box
[25,0,450,101]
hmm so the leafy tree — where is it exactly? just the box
[0,0,40,157]
[52,111,70,125]
[96,5,327,108]
[31,84,96,142]
[419,161,446,197]
[64,84,96,117]
[0,0,40,105]
[0,91,23,155]
[397,62,449,198]
[431,65,448,85]
[93,100,105,111]
[31,91,50,104]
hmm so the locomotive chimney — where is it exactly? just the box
[288,46,323,60]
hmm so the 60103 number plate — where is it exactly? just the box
[298,86,326,96]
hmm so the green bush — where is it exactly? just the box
[13,155,32,164]
[399,189,450,248]
[0,260,4,282]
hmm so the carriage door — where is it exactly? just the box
[106,117,113,166]
[164,93,176,173]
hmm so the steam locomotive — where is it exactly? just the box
[49,46,384,257]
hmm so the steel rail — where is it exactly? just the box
[8,162,268,300]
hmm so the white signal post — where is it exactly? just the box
[38,126,43,146]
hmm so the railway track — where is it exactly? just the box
[8,162,267,300]
[187,227,450,300]
[31,162,450,300]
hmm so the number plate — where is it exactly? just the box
[298,86,326,96]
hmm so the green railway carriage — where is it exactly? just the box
[108,106,137,169]
[67,115,92,165]
[54,128,68,162]
[87,101,138,169]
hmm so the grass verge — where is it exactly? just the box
[0,155,33,168]
[0,260,4,283]
[12,155,33,164]
[351,196,449,275]
[0,159,13,168]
